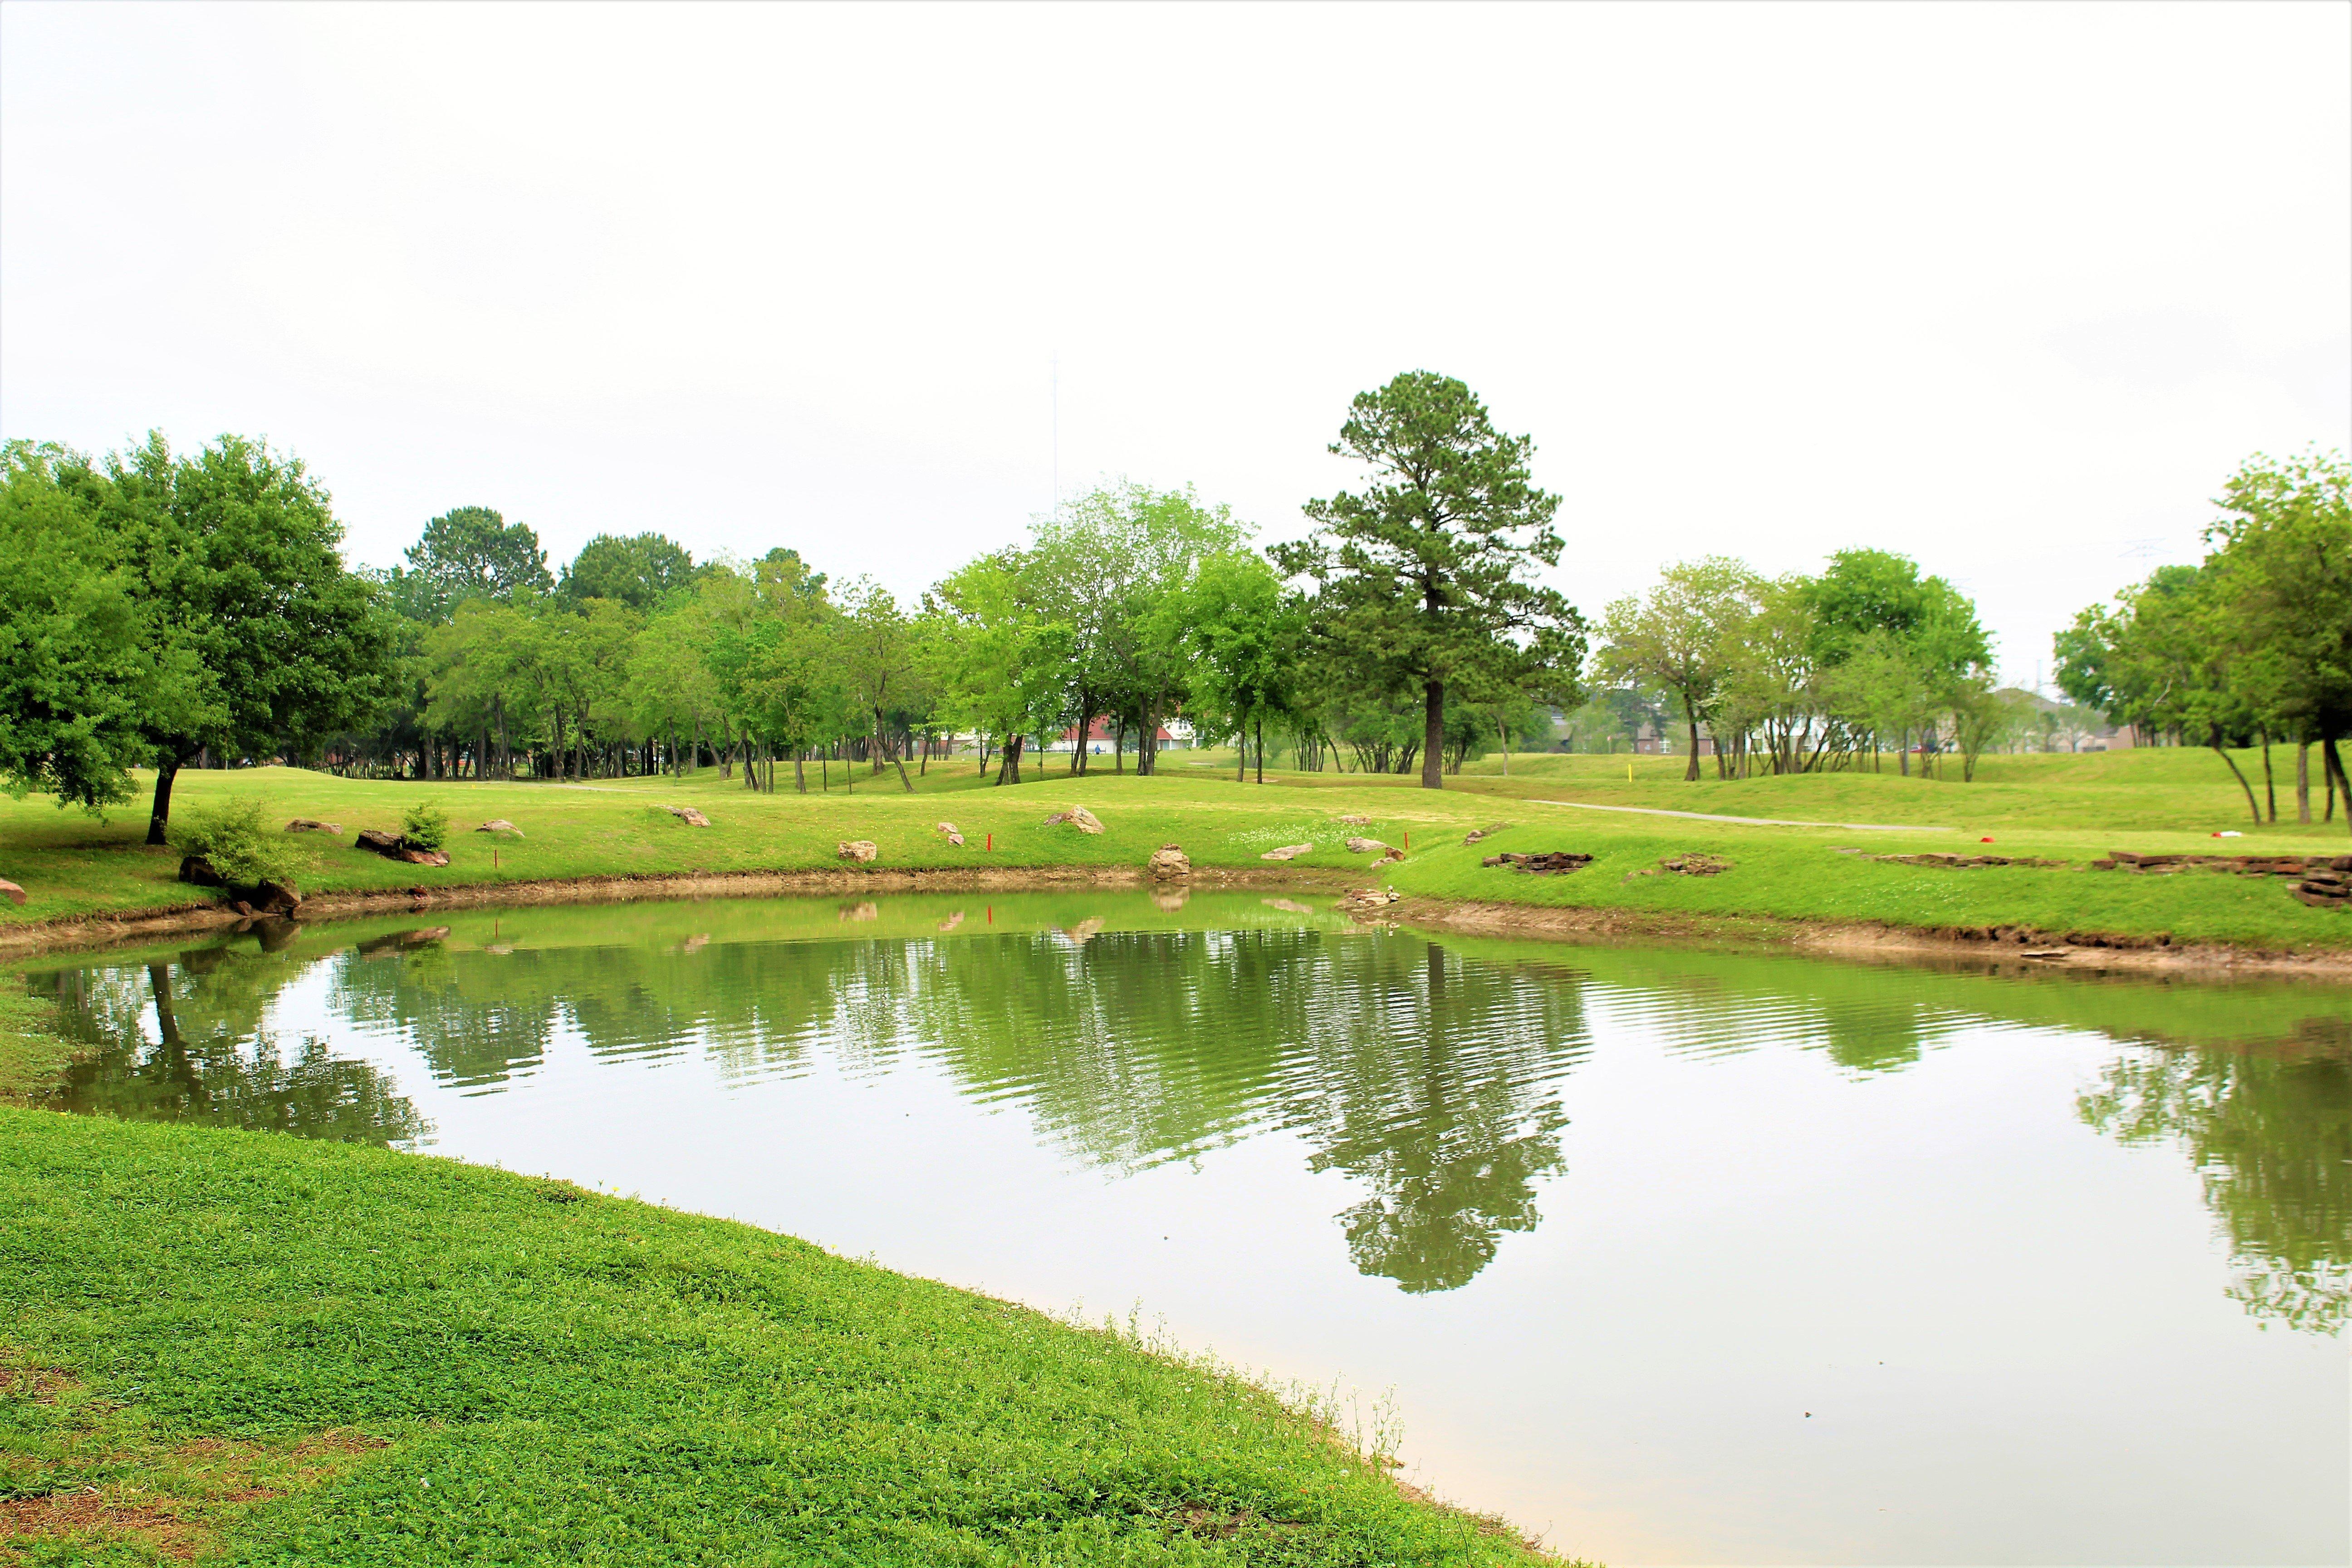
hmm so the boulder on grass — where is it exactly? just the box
[838,839,879,864]
[354,829,402,854]
[1260,843,1314,862]
[284,818,342,835]
[936,821,965,847]
[663,805,712,828]
[178,856,226,887]
[395,848,451,867]
[1334,813,1371,826]
[0,877,24,906]
[1044,807,1105,834]
[474,819,524,836]
[1147,843,1191,879]
[1343,837,1388,855]
[251,878,302,915]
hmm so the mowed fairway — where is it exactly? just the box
[0,745,2347,951]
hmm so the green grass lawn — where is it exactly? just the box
[0,1107,1551,1565]
[0,745,2346,951]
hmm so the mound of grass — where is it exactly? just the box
[0,1107,1553,1565]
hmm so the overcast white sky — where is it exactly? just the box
[4,2,2346,685]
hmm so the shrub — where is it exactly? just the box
[401,800,450,852]
[169,796,307,888]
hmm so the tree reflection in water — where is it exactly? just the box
[39,956,428,1147]
[2079,1024,2352,1335]
[29,907,2351,1315]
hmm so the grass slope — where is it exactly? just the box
[0,747,2346,951]
[0,1107,1549,1566]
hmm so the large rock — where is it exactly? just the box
[1343,837,1388,855]
[251,878,303,914]
[394,848,451,867]
[1260,843,1314,862]
[354,829,402,854]
[1044,807,1105,834]
[474,819,524,836]
[1147,843,1191,879]
[663,805,712,828]
[0,877,24,906]
[838,839,879,864]
[284,818,342,835]
[178,855,226,887]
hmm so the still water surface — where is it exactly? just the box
[26,892,2350,1565]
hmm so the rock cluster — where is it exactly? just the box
[1461,823,1514,846]
[2294,864,2350,910]
[179,855,303,915]
[1482,851,1593,875]
[355,828,448,866]
[936,821,965,847]
[1337,886,1401,915]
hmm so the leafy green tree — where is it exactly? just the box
[2203,448,2352,831]
[1180,551,1303,784]
[1597,557,1760,780]
[105,433,395,843]
[1276,372,1583,790]
[399,506,553,622]
[0,442,208,811]
[925,553,1073,785]
[835,578,925,792]
[1031,483,1246,776]
[560,532,695,611]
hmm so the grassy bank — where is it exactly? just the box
[0,1106,1552,1565]
[0,748,2346,952]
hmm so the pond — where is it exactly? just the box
[21,892,2349,1565]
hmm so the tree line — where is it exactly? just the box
[2050,450,2351,828]
[8,372,2341,839]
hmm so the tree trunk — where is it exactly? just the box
[2210,728,2261,825]
[2325,737,2350,836]
[1237,716,1248,782]
[794,750,806,792]
[1421,678,1444,790]
[2297,740,2312,823]
[1681,694,1701,782]
[2260,732,2276,823]
[145,754,183,846]
[1115,718,1126,774]
[1255,715,1265,784]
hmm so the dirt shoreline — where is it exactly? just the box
[2,865,2348,980]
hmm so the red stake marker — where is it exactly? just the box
[986,832,993,851]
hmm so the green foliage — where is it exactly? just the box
[0,442,207,812]
[560,531,696,610]
[399,799,450,851]
[167,795,307,888]
[1277,372,1585,790]
[397,505,552,623]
